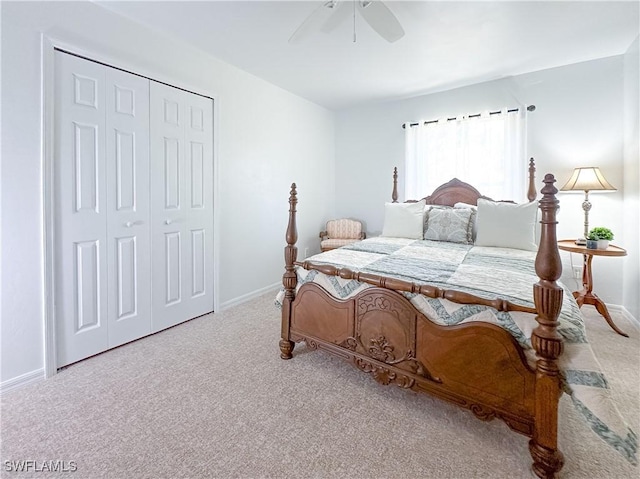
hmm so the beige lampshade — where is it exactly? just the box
[560,167,616,192]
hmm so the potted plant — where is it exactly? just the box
[588,227,613,250]
[586,231,598,250]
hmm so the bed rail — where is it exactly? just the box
[293,261,537,315]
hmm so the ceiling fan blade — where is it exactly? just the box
[356,1,405,43]
[289,1,341,44]
[320,1,348,33]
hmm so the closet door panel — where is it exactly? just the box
[55,52,109,367]
[183,94,214,319]
[150,82,186,331]
[105,67,151,348]
[150,82,214,332]
[165,231,183,304]
[191,229,206,297]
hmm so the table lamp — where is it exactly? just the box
[560,166,616,241]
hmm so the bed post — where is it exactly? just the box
[280,183,298,360]
[529,174,564,478]
[527,158,537,202]
[392,167,398,203]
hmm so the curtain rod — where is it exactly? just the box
[402,105,536,129]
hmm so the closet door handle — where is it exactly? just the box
[164,219,173,225]
[125,220,144,228]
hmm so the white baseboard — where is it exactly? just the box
[0,368,44,395]
[220,282,282,311]
[606,303,640,330]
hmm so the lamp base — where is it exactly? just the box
[582,191,591,241]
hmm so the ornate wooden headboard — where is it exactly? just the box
[391,158,537,206]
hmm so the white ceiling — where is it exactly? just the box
[97,1,639,110]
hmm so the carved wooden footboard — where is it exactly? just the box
[289,283,537,434]
[280,172,564,479]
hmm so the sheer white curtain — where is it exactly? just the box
[404,109,527,202]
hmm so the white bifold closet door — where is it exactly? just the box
[150,82,214,332]
[54,52,214,368]
[55,52,151,367]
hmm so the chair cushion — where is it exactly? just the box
[326,219,362,239]
[321,238,360,250]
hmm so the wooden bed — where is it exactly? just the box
[279,159,565,478]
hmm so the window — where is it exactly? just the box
[404,109,527,201]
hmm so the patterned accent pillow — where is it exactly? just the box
[424,207,476,244]
[454,202,478,241]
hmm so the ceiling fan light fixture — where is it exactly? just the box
[288,0,405,44]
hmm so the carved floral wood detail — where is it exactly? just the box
[470,403,497,421]
[353,358,415,388]
[339,334,441,383]
[369,335,394,361]
[333,291,442,383]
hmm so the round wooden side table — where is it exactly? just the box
[557,240,628,337]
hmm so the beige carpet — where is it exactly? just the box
[1,293,638,479]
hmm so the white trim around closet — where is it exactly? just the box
[41,34,221,378]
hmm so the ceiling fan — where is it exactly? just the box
[289,0,405,44]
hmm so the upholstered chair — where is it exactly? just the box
[319,219,366,252]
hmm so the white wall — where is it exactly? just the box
[0,1,335,385]
[335,57,633,310]
[623,36,640,320]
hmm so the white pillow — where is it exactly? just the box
[381,200,426,239]
[454,202,477,210]
[475,199,538,251]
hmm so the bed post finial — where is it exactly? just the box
[527,158,537,202]
[392,167,398,203]
[529,173,564,479]
[285,183,298,249]
[280,183,298,359]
